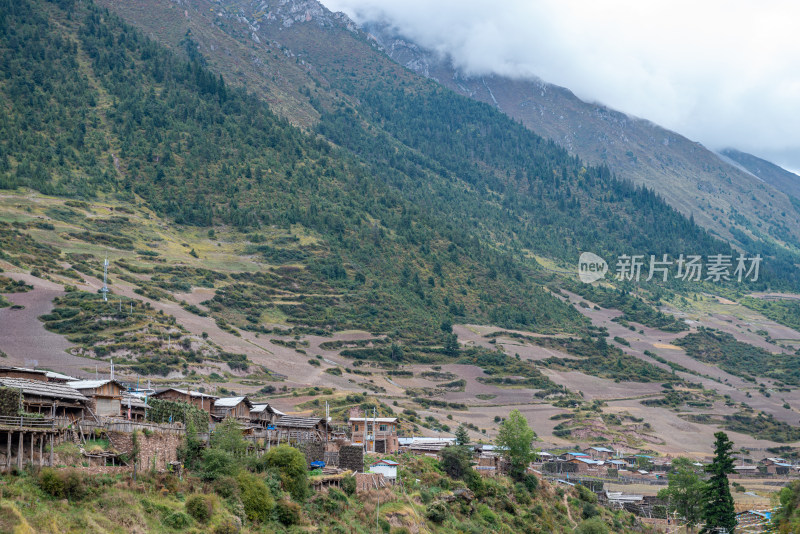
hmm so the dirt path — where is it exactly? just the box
[563,493,577,528]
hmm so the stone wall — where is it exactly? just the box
[110,430,181,471]
[299,442,324,466]
[355,472,386,493]
[338,445,364,473]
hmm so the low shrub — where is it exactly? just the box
[341,474,356,496]
[426,502,448,523]
[275,499,302,526]
[162,511,192,529]
[237,472,274,523]
[185,494,212,523]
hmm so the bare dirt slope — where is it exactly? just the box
[0,270,88,376]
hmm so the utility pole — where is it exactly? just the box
[101,257,109,302]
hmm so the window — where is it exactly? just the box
[354,424,359,432]
[379,424,388,432]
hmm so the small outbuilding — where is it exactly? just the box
[369,459,399,480]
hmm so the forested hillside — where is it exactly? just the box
[0,0,791,354]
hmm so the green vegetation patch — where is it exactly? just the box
[566,282,688,332]
[740,297,800,333]
[683,411,800,443]
[38,291,223,375]
[147,398,209,432]
[0,276,33,293]
[532,336,678,383]
[674,328,800,385]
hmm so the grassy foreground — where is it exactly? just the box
[0,451,655,534]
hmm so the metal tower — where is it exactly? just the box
[101,257,109,302]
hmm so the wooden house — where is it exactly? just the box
[349,417,399,453]
[250,404,280,428]
[759,458,792,475]
[274,416,330,443]
[567,457,606,475]
[152,388,217,415]
[121,392,147,421]
[732,465,759,476]
[0,377,88,419]
[67,379,125,417]
[0,367,77,384]
[584,446,615,460]
[212,396,252,421]
[0,367,49,382]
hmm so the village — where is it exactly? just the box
[0,364,788,531]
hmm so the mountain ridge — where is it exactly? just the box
[360,20,800,252]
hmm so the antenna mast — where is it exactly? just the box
[101,257,109,302]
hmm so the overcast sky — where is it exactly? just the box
[322,0,800,174]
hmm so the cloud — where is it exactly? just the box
[321,0,800,172]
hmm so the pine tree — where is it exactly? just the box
[701,432,736,533]
[455,424,469,446]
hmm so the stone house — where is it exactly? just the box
[349,417,399,453]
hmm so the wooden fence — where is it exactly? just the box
[81,419,185,436]
[0,415,56,429]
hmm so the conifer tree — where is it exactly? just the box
[701,432,736,533]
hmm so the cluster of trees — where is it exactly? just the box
[658,432,736,532]
[567,282,688,332]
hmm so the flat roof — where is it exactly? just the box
[154,388,218,400]
[68,379,125,390]
[349,417,397,423]
[275,416,325,429]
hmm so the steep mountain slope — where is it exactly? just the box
[361,22,800,252]
[1,0,758,331]
[3,1,800,460]
[94,0,800,291]
[722,148,800,201]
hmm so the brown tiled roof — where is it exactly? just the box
[0,377,88,402]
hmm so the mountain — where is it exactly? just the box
[2,0,751,356]
[360,22,800,253]
[3,0,800,465]
[91,0,800,291]
[721,148,800,201]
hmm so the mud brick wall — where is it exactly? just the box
[299,442,324,466]
[355,472,386,493]
[338,445,364,473]
[110,431,181,471]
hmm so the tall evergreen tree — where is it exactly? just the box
[701,432,736,533]
[454,424,470,447]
